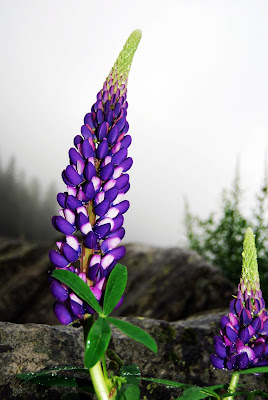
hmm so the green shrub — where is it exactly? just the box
[185,168,268,301]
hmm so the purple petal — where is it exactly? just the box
[118,182,130,194]
[116,174,129,189]
[88,264,99,281]
[238,327,250,344]
[84,113,96,130]
[97,122,109,141]
[107,126,119,144]
[251,316,261,332]
[62,243,79,263]
[105,186,118,202]
[49,250,69,268]
[94,223,111,239]
[115,116,126,132]
[84,231,98,249]
[104,100,111,113]
[237,345,255,361]
[82,139,95,158]
[235,299,243,315]
[108,227,125,240]
[97,109,104,124]
[84,161,97,181]
[66,195,82,211]
[96,139,109,159]
[253,342,265,358]
[50,280,69,302]
[100,163,114,181]
[74,135,83,147]
[113,200,130,214]
[70,298,85,319]
[53,216,76,235]
[57,192,67,208]
[54,302,73,325]
[120,135,132,148]
[65,165,83,186]
[106,245,126,261]
[220,315,230,329]
[214,341,227,359]
[237,353,250,369]
[69,148,84,165]
[105,110,114,125]
[226,355,237,370]
[119,157,133,172]
[81,124,93,139]
[101,237,121,253]
[62,170,75,187]
[112,214,124,231]
[113,147,127,165]
[95,199,110,217]
[75,212,89,230]
[83,181,95,201]
[240,308,252,326]
[225,323,238,342]
[210,354,225,369]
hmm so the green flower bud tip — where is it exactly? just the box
[106,29,142,90]
[241,227,260,293]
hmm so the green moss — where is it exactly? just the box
[181,327,198,346]
[156,324,176,343]
[168,350,181,366]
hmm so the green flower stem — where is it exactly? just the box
[83,317,115,400]
[102,353,108,381]
[225,371,240,400]
[89,361,110,400]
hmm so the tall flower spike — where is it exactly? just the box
[49,30,142,325]
[210,228,268,370]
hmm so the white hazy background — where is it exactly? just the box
[1,0,268,247]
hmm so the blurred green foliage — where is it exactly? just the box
[0,156,57,241]
[185,167,268,301]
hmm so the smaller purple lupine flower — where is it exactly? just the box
[211,228,268,370]
[48,30,142,325]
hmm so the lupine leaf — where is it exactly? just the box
[103,264,127,316]
[106,317,157,353]
[51,269,103,314]
[119,364,140,387]
[17,374,93,392]
[17,365,89,382]
[118,384,140,400]
[236,366,268,374]
[221,391,248,398]
[84,317,111,369]
[139,377,191,389]
[175,387,212,400]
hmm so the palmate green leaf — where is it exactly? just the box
[175,386,212,400]
[51,269,103,314]
[236,366,268,375]
[139,377,191,389]
[118,384,140,400]
[106,317,157,353]
[17,374,93,392]
[84,317,111,369]
[120,364,140,387]
[103,264,127,316]
[16,365,89,382]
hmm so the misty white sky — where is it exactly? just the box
[1,0,268,247]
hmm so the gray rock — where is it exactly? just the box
[0,314,266,399]
[0,239,235,324]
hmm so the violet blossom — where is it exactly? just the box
[48,30,142,325]
[210,228,268,370]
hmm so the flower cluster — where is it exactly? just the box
[48,30,142,325]
[211,228,268,370]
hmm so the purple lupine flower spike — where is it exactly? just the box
[49,30,142,325]
[210,228,268,370]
